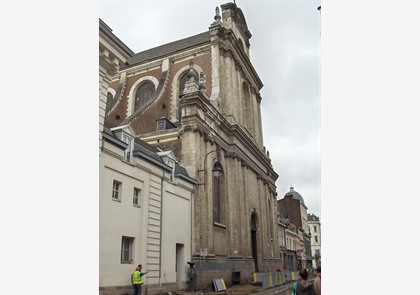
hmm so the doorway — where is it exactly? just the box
[176,244,184,290]
[251,213,258,272]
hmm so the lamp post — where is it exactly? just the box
[195,145,222,290]
[197,144,222,186]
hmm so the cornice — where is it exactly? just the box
[180,91,278,188]
[123,44,210,76]
[217,31,263,91]
[218,43,262,95]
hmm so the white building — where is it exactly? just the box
[99,124,196,295]
[308,213,321,269]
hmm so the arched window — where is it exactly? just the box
[179,73,190,96]
[212,161,224,224]
[177,73,189,120]
[178,68,199,96]
[243,82,252,132]
[251,212,258,271]
[135,82,155,110]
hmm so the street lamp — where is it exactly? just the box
[197,145,222,186]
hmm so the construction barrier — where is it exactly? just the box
[253,271,300,290]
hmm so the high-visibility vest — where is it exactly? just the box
[132,271,143,284]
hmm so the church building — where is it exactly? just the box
[103,2,281,292]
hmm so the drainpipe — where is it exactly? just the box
[190,189,194,261]
[159,174,164,295]
[190,188,195,289]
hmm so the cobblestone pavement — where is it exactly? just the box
[174,282,294,295]
[174,276,316,295]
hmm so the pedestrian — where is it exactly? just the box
[292,269,314,295]
[131,264,149,295]
[313,267,321,295]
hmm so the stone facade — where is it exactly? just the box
[103,3,282,293]
[99,19,133,154]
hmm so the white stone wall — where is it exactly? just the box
[99,139,195,293]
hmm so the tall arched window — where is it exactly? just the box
[135,82,155,110]
[242,82,252,132]
[212,161,224,224]
[251,212,258,271]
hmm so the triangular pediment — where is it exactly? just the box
[110,124,135,135]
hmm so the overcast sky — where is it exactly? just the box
[4,0,420,292]
[99,0,321,218]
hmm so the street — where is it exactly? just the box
[176,277,316,295]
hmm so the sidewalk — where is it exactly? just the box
[176,275,316,295]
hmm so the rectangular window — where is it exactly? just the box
[121,236,134,263]
[112,180,122,201]
[157,120,165,131]
[314,226,317,233]
[315,236,318,243]
[133,188,141,207]
[122,134,134,162]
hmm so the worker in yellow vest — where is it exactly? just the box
[131,264,148,295]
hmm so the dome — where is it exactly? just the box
[285,186,305,205]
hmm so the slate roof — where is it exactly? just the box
[307,213,319,222]
[122,31,211,68]
[285,186,305,205]
[132,138,164,166]
[103,127,195,184]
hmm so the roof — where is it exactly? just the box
[285,186,305,205]
[132,138,164,165]
[122,31,210,68]
[103,127,195,184]
[307,213,320,222]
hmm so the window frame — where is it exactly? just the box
[135,81,156,110]
[112,180,122,201]
[133,187,141,207]
[212,162,224,225]
[121,236,134,264]
[122,134,134,162]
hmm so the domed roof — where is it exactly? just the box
[285,186,305,205]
